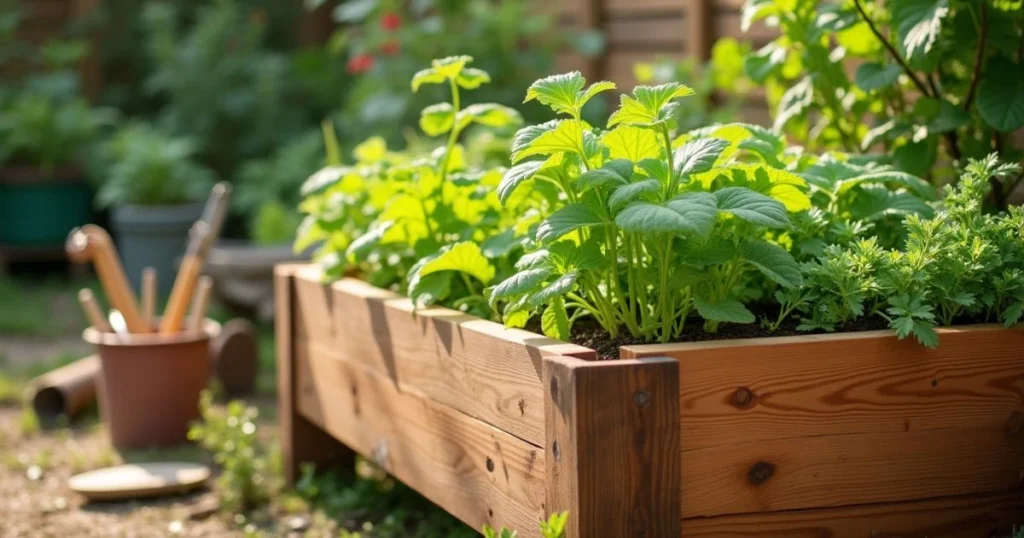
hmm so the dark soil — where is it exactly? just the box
[566,305,892,360]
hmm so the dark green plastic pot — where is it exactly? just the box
[111,203,204,294]
[0,167,92,247]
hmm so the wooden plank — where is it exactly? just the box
[681,489,1024,537]
[688,0,714,60]
[604,0,686,16]
[274,265,354,485]
[296,338,546,536]
[624,326,1024,517]
[291,265,342,346]
[606,16,685,50]
[545,355,681,538]
[324,276,595,447]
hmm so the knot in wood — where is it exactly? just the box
[486,457,495,472]
[747,461,775,486]
[633,390,650,408]
[552,440,561,462]
[731,387,755,408]
[1006,410,1023,438]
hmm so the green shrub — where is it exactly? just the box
[92,123,214,207]
[739,0,1024,206]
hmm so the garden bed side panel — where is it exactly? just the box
[624,326,1024,535]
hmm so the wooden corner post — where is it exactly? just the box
[544,356,681,538]
[275,265,354,485]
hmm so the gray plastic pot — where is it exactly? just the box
[111,204,204,294]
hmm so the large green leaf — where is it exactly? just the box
[490,267,552,304]
[529,271,578,306]
[419,241,495,284]
[978,56,1024,132]
[892,0,948,60]
[511,120,559,156]
[524,72,614,116]
[677,235,736,267]
[693,296,755,323]
[608,179,661,211]
[674,137,730,178]
[407,271,452,308]
[515,249,552,270]
[541,296,571,341]
[411,55,474,91]
[715,187,789,228]
[615,192,718,236]
[854,63,903,91]
[456,67,490,89]
[602,125,661,162]
[836,170,934,199]
[536,203,603,243]
[577,159,631,191]
[456,103,522,130]
[608,83,695,127]
[420,103,454,136]
[739,240,802,288]
[696,164,810,212]
[498,161,543,204]
[512,120,586,163]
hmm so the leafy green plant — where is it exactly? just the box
[740,0,1024,206]
[492,73,813,342]
[188,390,281,513]
[92,122,214,207]
[483,512,568,538]
[785,154,1024,346]
[296,57,546,318]
[0,92,113,171]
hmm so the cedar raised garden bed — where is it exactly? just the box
[276,264,1024,538]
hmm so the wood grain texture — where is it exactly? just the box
[275,265,354,486]
[317,274,594,447]
[681,489,1024,537]
[624,326,1024,517]
[545,355,681,538]
[296,338,546,536]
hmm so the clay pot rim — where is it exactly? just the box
[83,319,221,347]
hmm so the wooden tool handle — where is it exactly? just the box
[77,289,112,333]
[66,226,150,334]
[188,276,213,333]
[142,267,156,329]
[159,183,231,335]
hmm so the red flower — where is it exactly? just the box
[380,39,400,56]
[380,12,401,31]
[347,54,375,74]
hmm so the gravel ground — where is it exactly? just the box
[0,406,263,538]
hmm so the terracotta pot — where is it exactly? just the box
[83,320,220,450]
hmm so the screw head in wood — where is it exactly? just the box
[747,461,775,485]
[633,390,650,408]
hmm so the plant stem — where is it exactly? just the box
[964,3,988,111]
[852,0,933,98]
[439,78,462,185]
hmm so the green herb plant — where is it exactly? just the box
[740,0,1024,205]
[483,512,568,538]
[92,123,215,208]
[492,73,811,343]
[778,154,1024,346]
[296,57,547,318]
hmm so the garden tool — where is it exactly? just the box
[77,289,112,333]
[108,310,129,336]
[66,225,150,333]
[142,266,156,328]
[188,276,213,333]
[159,183,231,334]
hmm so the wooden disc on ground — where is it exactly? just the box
[68,462,210,501]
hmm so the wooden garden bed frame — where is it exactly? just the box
[276,264,1024,537]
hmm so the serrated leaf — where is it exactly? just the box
[739,240,802,287]
[511,120,559,156]
[677,235,736,267]
[524,72,586,115]
[407,271,452,308]
[608,83,695,127]
[490,267,552,304]
[1002,302,1023,327]
[912,320,939,348]
[536,203,603,243]
[609,179,661,211]
[715,187,789,228]
[836,170,934,198]
[541,296,571,341]
[602,124,662,162]
[616,192,718,236]
[529,271,578,306]
[512,120,585,163]
[481,229,520,258]
[693,296,755,324]
[301,166,351,195]
[515,249,551,270]
[456,103,522,130]
[456,67,490,89]
[550,239,604,271]
[498,160,543,204]
[419,241,495,284]
[638,158,670,182]
[854,62,903,91]
[978,56,1024,132]
[697,164,811,212]
[674,137,730,178]
[420,102,454,136]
